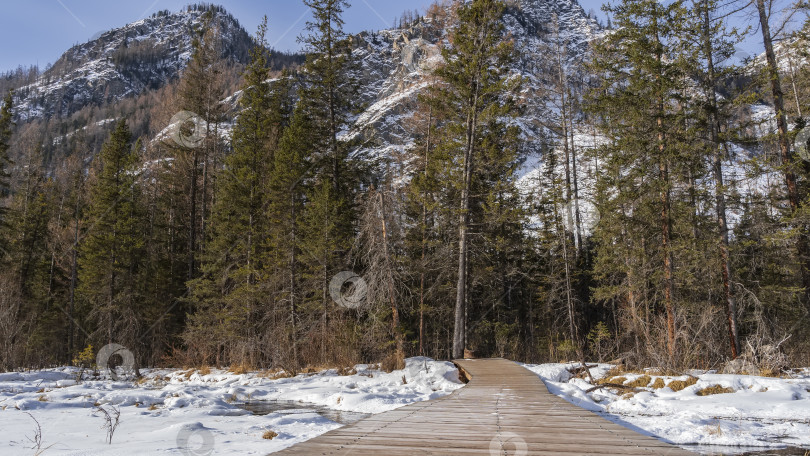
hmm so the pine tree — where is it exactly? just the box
[78,121,145,351]
[166,12,228,285]
[296,0,364,364]
[429,0,521,358]
[752,0,810,309]
[300,0,358,193]
[265,103,312,369]
[588,0,691,363]
[0,91,14,251]
[687,0,744,358]
[185,19,292,366]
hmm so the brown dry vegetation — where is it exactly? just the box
[696,385,734,396]
[667,377,698,392]
[625,375,652,388]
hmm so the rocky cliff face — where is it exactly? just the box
[346,0,602,159]
[9,0,602,164]
[11,6,253,122]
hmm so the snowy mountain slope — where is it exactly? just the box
[346,0,603,161]
[6,0,602,169]
[11,7,253,121]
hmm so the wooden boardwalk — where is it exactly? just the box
[274,358,692,455]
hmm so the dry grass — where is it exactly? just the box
[625,375,652,388]
[258,369,294,380]
[37,395,47,402]
[597,376,627,385]
[230,364,253,375]
[337,366,357,376]
[667,376,698,392]
[198,366,211,376]
[381,350,406,373]
[706,421,723,436]
[148,404,159,411]
[650,378,666,389]
[696,385,734,396]
[262,430,279,440]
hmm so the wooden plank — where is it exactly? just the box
[274,358,693,455]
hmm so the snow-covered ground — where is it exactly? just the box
[0,357,462,455]
[4,358,809,455]
[523,363,810,454]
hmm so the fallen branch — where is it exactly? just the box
[585,383,638,393]
[567,364,598,376]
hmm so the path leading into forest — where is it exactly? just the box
[274,358,692,455]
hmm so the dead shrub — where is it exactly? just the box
[625,375,652,388]
[696,385,734,396]
[667,376,698,392]
[262,430,278,440]
[381,350,405,373]
[650,378,666,389]
[230,363,252,375]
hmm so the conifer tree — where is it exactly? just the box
[0,91,14,248]
[78,121,145,350]
[265,103,312,369]
[752,0,810,308]
[687,0,744,358]
[185,19,291,366]
[166,12,228,284]
[300,0,357,194]
[296,0,363,364]
[588,0,691,362]
[429,0,521,358]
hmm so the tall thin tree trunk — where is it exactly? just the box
[454,92,479,359]
[702,0,739,358]
[419,106,432,356]
[188,150,199,282]
[290,194,298,368]
[755,0,810,306]
[654,9,676,360]
[378,191,402,355]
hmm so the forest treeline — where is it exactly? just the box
[0,0,809,373]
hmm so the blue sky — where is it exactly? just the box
[0,0,777,74]
[0,0,437,72]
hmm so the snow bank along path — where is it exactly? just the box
[0,357,462,455]
[275,358,691,455]
[524,363,810,452]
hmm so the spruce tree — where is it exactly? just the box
[588,0,691,362]
[296,0,363,364]
[686,0,745,358]
[185,19,292,366]
[266,104,317,368]
[167,12,228,284]
[429,0,521,358]
[0,91,14,252]
[78,121,145,350]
